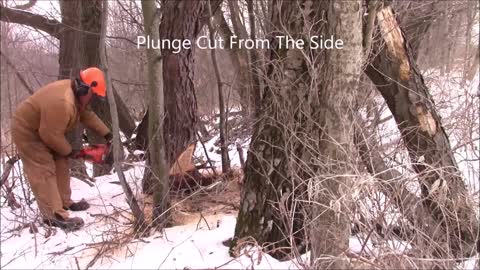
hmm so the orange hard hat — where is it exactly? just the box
[79,67,106,97]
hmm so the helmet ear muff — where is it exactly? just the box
[74,78,90,96]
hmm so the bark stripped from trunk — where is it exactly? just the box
[366,6,479,258]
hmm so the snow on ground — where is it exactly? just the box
[1,72,478,269]
[194,134,250,173]
[0,161,302,269]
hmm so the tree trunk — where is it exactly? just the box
[59,0,89,179]
[112,86,136,139]
[365,6,479,258]
[233,0,360,262]
[81,0,114,176]
[142,0,222,222]
[213,9,252,118]
[246,0,262,115]
[141,0,170,229]
[232,1,311,259]
[208,8,230,173]
[135,0,222,154]
[81,0,136,176]
[160,0,217,166]
[226,0,254,117]
[309,1,362,269]
[463,3,476,84]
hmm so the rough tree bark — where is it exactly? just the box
[135,0,222,155]
[233,1,362,264]
[58,0,91,179]
[365,6,479,258]
[79,0,114,176]
[309,1,363,268]
[142,0,222,194]
[232,0,311,259]
[160,0,204,166]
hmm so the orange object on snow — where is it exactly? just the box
[77,144,111,164]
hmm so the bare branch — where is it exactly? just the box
[0,4,63,38]
[12,0,37,10]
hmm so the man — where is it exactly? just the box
[11,67,113,231]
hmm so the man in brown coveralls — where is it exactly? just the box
[11,67,113,231]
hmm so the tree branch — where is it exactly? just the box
[12,0,37,10]
[0,4,63,38]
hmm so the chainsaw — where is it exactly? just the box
[76,144,113,165]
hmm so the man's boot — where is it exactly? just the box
[43,213,84,231]
[64,198,90,211]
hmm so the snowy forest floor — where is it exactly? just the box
[0,138,312,269]
[1,147,477,269]
[1,71,479,269]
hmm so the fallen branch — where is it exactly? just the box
[196,131,218,176]
[73,176,94,187]
[47,246,74,256]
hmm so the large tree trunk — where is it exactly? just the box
[142,0,222,194]
[81,0,136,176]
[365,6,479,258]
[309,1,362,268]
[232,1,311,259]
[59,0,89,179]
[233,1,362,263]
[81,0,113,176]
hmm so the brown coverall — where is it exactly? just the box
[11,80,110,220]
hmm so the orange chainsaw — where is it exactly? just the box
[77,144,113,165]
